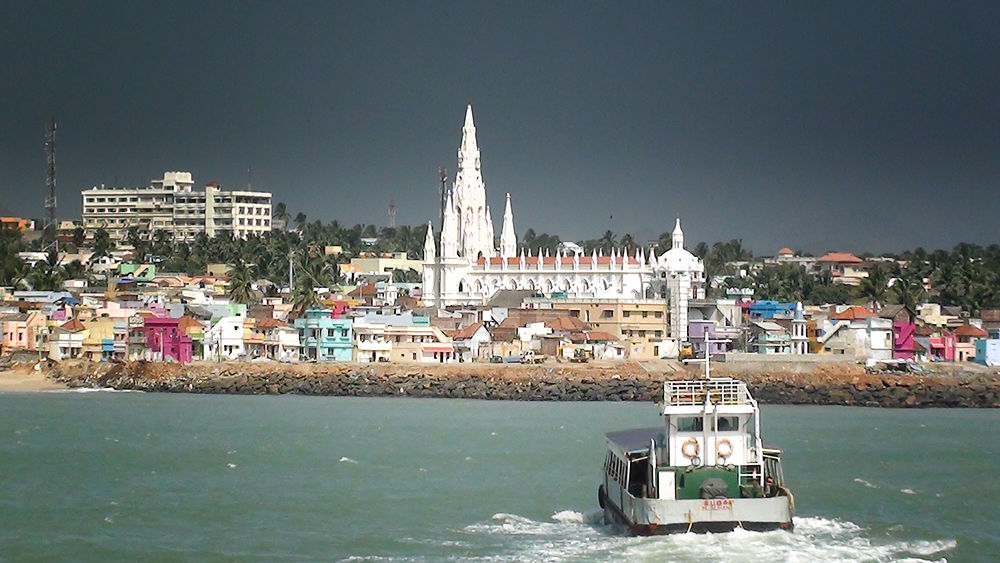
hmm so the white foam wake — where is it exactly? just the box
[460,512,956,562]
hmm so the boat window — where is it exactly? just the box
[677,417,703,432]
[717,416,739,431]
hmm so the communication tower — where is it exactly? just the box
[44,117,58,230]
[388,199,396,228]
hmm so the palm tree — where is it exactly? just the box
[27,250,64,291]
[71,226,86,248]
[856,266,889,311]
[227,260,258,305]
[91,228,113,261]
[294,212,307,231]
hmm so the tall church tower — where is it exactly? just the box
[449,104,496,260]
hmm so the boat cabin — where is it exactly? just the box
[603,378,785,504]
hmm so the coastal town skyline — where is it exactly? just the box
[2,2,999,254]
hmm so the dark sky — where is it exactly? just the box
[2,1,998,255]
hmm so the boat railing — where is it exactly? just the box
[663,379,749,406]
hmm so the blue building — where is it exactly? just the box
[747,300,796,320]
[293,308,354,362]
[975,339,1000,367]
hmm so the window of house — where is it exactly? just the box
[642,311,649,318]
[569,310,580,317]
[602,310,613,318]
[623,311,630,317]
[655,311,663,318]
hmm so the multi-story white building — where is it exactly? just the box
[82,171,272,242]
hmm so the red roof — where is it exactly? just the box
[818,252,863,263]
[60,318,85,331]
[349,283,377,297]
[452,322,484,340]
[832,306,874,321]
[176,315,203,331]
[546,316,588,331]
[777,247,794,256]
[568,330,618,343]
[476,255,640,267]
[954,324,987,337]
[255,317,287,329]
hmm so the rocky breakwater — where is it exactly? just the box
[48,360,663,401]
[46,360,1000,407]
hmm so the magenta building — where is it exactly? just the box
[142,317,194,363]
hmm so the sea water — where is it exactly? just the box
[0,392,995,561]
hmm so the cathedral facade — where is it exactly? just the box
[422,105,706,340]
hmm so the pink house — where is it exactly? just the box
[893,322,915,360]
[880,305,916,360]
[954,324,987,362]
[142,317,193,363]
[1,312,46,354]
[928,330,956,362]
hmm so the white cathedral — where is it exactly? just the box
[422,105,706,340]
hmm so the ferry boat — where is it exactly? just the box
[598,374,794,534]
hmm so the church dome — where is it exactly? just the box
[656,217,704,273]
[657,246,704,273]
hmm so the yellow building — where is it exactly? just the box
[523,297,669,359]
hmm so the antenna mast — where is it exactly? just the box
[44,117,58,231]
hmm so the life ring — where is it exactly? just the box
[681,438,700,459]
[717,438,734,459]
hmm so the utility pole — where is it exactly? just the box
[44,117,58,247]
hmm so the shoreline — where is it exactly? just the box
[0,367,70,392]
[28,359,1000,407]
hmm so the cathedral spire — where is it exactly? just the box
[452,104,492,260]
[499,193,516,258]
[424,221,435,261]
[672,217,684,250]
[441,191,459,258]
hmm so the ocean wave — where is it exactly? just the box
[460,513,955,562]
[853,478,878,489]
[339,457,359,464]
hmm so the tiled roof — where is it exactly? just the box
[60,318,85,331]
[545,316,588,331]
[176,316,204,331]
[255,317,287,329]
[832,306,874,321]
[777,247,794,256]
[475,255,641,267]
[568,330,618,343]
[452,322,484,340]
[817,252,863,263]
[0,313,29,322]
[953,324,987,337]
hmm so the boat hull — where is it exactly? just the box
[598,484,794,535]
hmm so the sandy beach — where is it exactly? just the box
[0,367,68,392]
